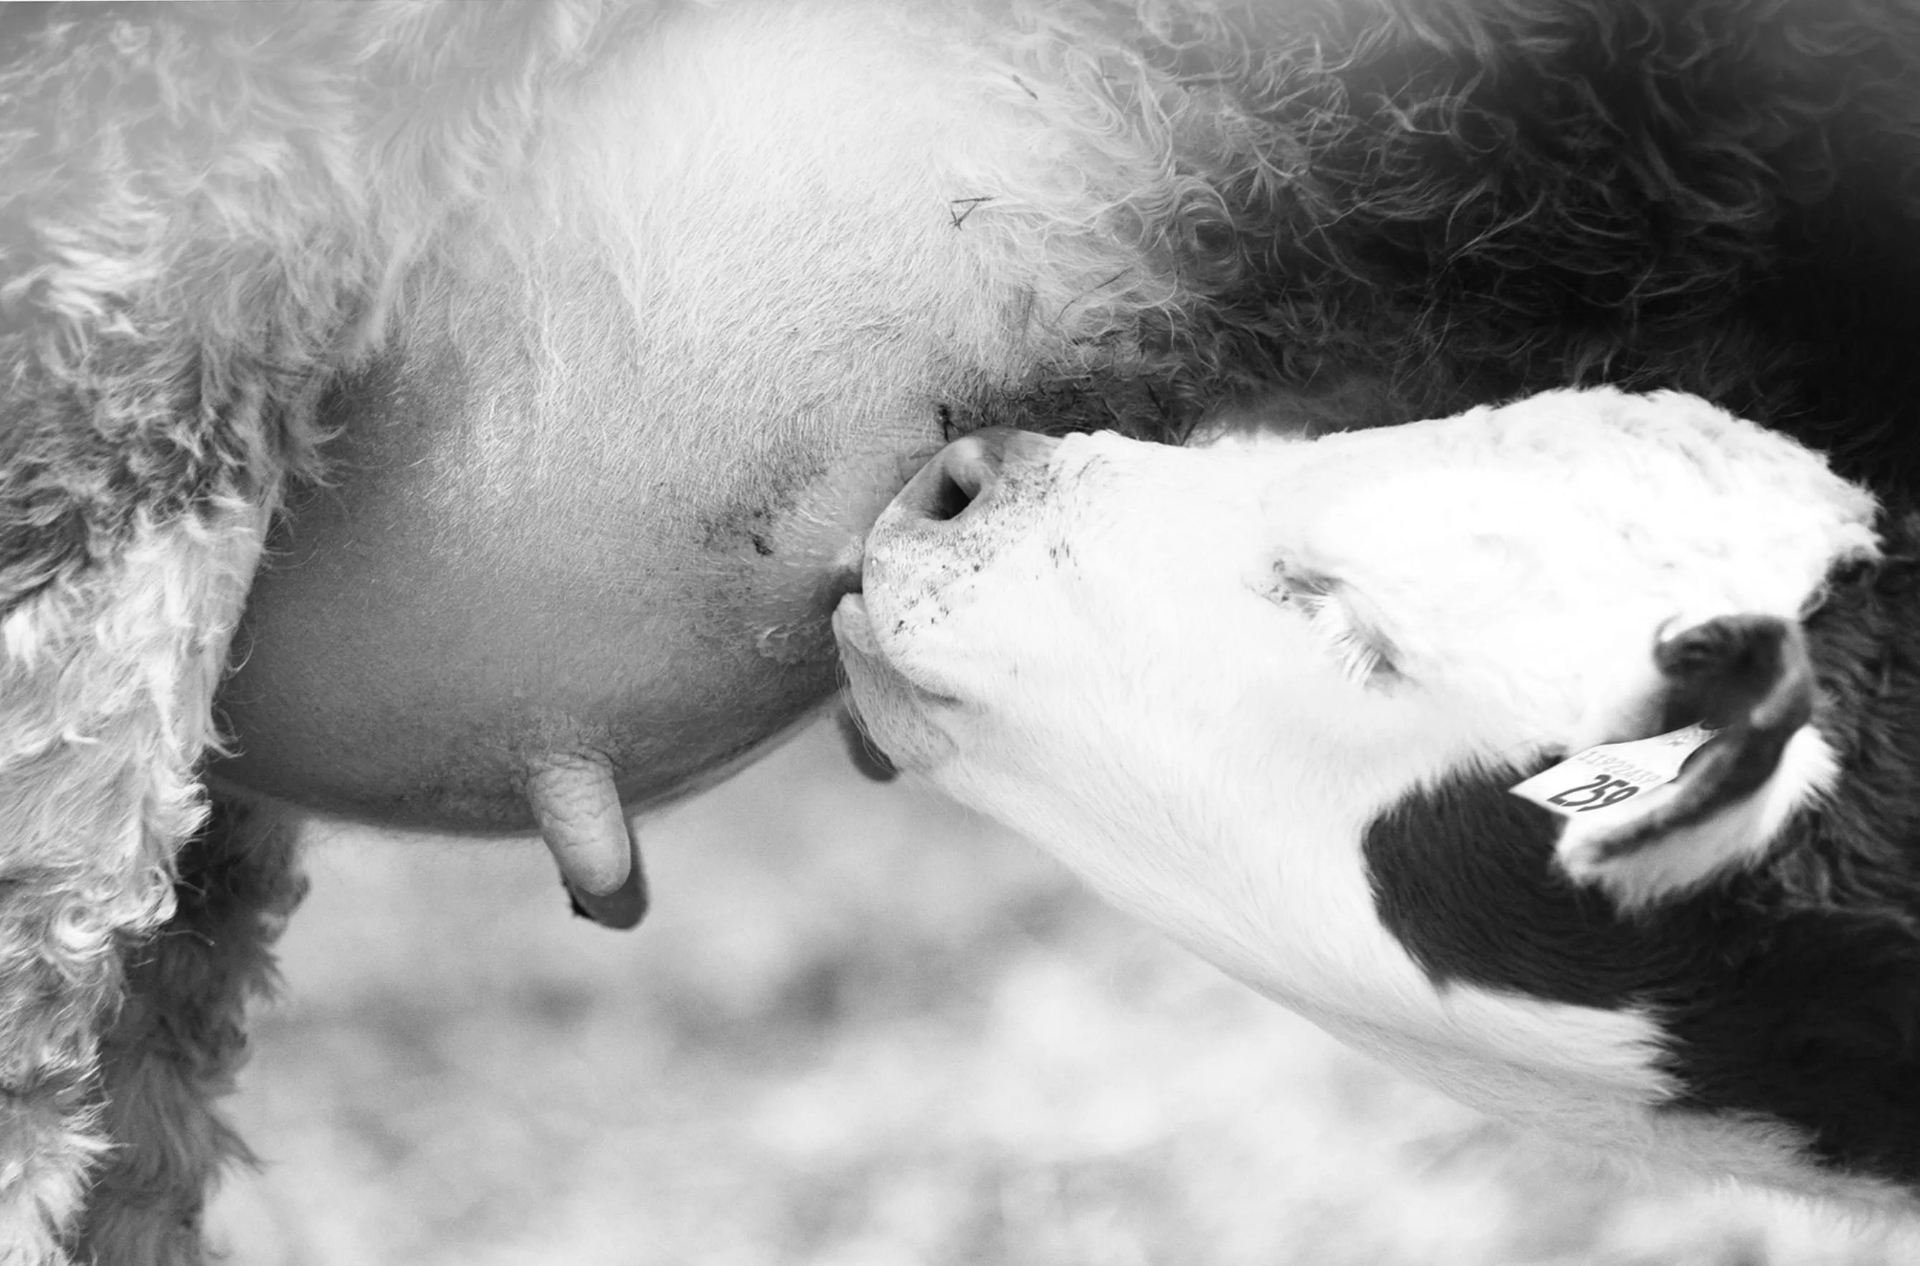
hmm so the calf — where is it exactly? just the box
[836,387,1920,1204]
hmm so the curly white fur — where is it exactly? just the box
[0,500,263,1263]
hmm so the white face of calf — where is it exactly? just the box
[834,388,1884,1187]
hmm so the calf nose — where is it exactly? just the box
[891,428,1061,525]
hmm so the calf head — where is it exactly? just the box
[836,388,1902,1192]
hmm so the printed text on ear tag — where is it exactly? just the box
[1509,723,1721,818]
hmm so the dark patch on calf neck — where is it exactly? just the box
[1366,774,1660,1008]
[1363,519,1920,1189]
[1365,765,1920,1188]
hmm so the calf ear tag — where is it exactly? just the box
[1509,723,1721,819]
[1524,615,1822,910]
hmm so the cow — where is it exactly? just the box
[3,0,1919,1260]
[836,388,1920,1206]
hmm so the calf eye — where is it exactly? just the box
[1270,567,1333,608]
[1266,566,1399,685]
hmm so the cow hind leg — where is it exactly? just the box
[74,797,307,1266]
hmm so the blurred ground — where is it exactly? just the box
[208,721,1920,1266]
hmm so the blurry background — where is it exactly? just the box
[208,720,1920,1265]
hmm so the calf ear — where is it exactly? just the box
[1552,615,1831,910]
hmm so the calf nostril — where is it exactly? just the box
[928,466,977,522]
[897,432,1006,524]
[929,441,1000,521]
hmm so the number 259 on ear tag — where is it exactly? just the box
[1509,723,1720,819]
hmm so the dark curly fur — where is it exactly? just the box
[1109,0,1920,476]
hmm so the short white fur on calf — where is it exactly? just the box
[837,388,1888,1197]
[1252,391,1878,745]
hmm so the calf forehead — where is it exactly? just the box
[1251,394,1877,708]
[1278,392,1873,582]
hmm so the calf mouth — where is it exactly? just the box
[832,594,901,777]
[831,591,964,778]
[834,694,898,782]
[831,592,899,782]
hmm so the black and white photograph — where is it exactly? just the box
[5,1,1920,1262]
